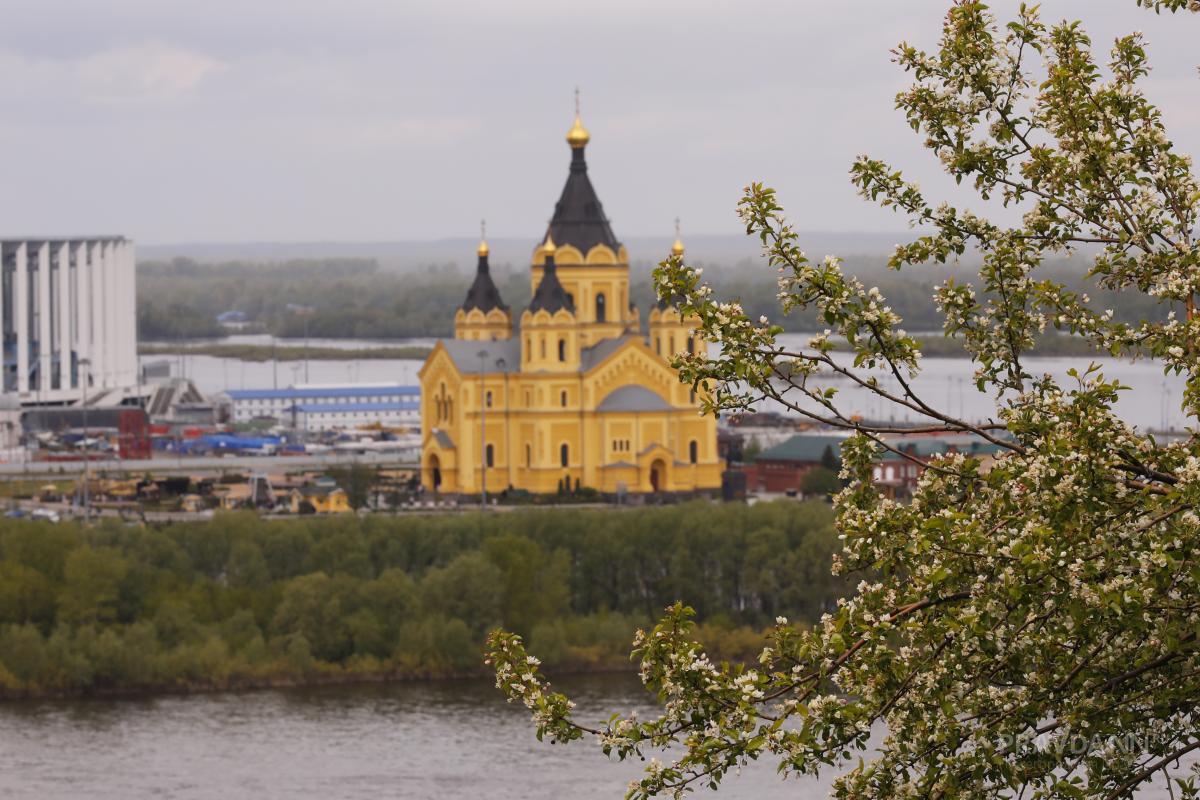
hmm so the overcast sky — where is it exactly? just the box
[0,1,1195,245]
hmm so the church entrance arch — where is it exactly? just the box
[650,459,666,492]
[428,453,442,491]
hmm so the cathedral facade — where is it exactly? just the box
[418,112,722,496]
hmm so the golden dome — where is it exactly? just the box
[477,239,490,258]
[566,113,590,149]
[671,238,685,257]
[542,234,557,257]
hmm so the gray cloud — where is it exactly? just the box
[0,0,1194,246]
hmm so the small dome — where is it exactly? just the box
[566,113,590,149]
[477,239,490,258]
[671,238,685,257]
[542,234,557,258]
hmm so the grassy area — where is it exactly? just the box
[138,343,433,362]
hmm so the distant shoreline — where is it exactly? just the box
[138,343,433,362]
[0,662,635,704]
[138,335,1107,364]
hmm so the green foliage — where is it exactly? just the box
[491,2,1200,798]
[136,251,1176,343]
[136,257,529,341]
[326,464,378,510]
[57,548,128,626]
[0,501,842,696]
[800,466,842,498]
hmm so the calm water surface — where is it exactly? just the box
[3,674,1187,798]
[145,336,1190,432]
[0,675,827,800]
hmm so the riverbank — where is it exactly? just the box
[0,621,768,702]
[139,342,433,362]
[0,658,636,702]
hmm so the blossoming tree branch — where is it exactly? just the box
[489,1,1200,797]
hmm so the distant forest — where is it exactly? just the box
[136,255,1173,342]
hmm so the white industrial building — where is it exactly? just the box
[289,401,420,432]
[1,237,138,406]
[218,383,420,430]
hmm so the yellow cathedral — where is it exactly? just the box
[418,110,723,496]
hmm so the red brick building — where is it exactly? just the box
[742,432,1006,497]
[741,434,844,494]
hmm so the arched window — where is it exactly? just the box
[558,339,566,361]
[668,334,675,355]
[687,336,695,354]
[560,390,567,407]
[486,443,494,467]
[689,389,696,404]
[689,440,698,464]
[595,293,606,322]
[560,443,569,467]
[485,390,492,408]
[655,337,661,355]
[526,336,531,357]
[540,337,546,359]
[525,443,532,467]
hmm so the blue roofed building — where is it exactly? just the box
[216,383,420,430]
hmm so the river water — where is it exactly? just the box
[0,675,827,800]
[1,673,1189,799]
[145,334,1191,431]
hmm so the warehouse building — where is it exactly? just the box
[217,383,421,430]
[1,236,138,407]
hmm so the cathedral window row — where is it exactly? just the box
[612,439,631,453]
[434,383,454,423]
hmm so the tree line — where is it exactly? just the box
[136,255,1174,342]
[0,501,845,697]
